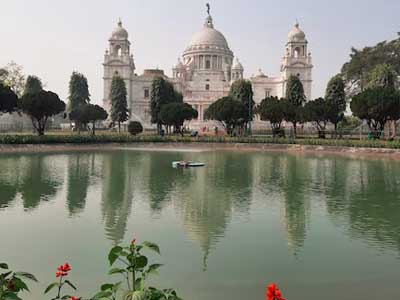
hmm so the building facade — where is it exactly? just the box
[103,10,313,128]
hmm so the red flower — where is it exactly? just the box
[56,263,71,277]
[266,283,285,300]
[62,263,71,272]
[131,239,136,245]
[70,297,79,300]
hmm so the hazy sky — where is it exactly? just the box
[1,0,399,104]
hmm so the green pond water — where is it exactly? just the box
[0,148,400,300]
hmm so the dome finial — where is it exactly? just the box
[206,3,211,16]
[295,19,299,28]
[118,18,122,27]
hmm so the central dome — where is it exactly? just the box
[185,16,231,52]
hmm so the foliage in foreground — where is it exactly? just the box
[0,262,38,300]
[3,239,182,300]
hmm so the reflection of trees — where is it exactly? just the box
[280,155,310,256]
[174,151,254,269]
[0,157,20,208]
[101,152,134,245]
[325,159,400,252]
[66,154,91,215]
[147,153,182,213]
[19,155,63,210]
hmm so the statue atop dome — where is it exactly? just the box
[206,3,210,16]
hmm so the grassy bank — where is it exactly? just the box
[1,133,400,149]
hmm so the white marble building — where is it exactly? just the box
[103,9,313,128]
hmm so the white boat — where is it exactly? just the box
[172,161,206,168]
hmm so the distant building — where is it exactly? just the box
[103,8,313,128]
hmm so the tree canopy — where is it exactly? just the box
[68,72,90,111]
[350,87,400,139]
[303,97,330,139]
[325,74,346,133]
[0,82,18,113]
[150,77,182,130]
[24,75,43,96]
[0,62,26,97]
[341,37,400,95]
[256,96,285,136]
[69,104,108,135]
[204,96,246,135]
[366,63,397,89]
[284,75,306,137]
[159,102,198,136]
[229,79,254,124]
[110,74,129,132]
[20,90,66,136]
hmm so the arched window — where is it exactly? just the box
[205,60,211,69]
[294,47,301,58]
[115,45,122,56]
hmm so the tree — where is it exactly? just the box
[24,75,43,96]
[303,98,330,139]
[341,36,400,96]
[69,104,108,135]
[128,121,143,136]
[159,102,198,136]
[68,72,90,111]
[350,87,400,139]
[256,96,285,137]
[285,75,306,137]
[20,90,66,136]
[150,77,181,131]
[367,63,397,89]
[325,74,346,136]
[0,82,18,113]
[204,96,246,136]
[0,68,8,83]
[0,61,26,97]
[110,74,129,132]
[229,80,254,127]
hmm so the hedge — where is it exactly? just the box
[0,134,400,149]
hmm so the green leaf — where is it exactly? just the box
[147,264,163,275]
[135,256,148,269]
[0,263,9,269]
[101,283,114,291]
[92,290,113,299]
[2,291,23,300]
[14,271,38,282]
[13,277,30,292]
[64,279,77,291]
[108,246,123,266]
[108,268,126,275]
[112,281,122,293]
[142,242,160,254]
[44,282,59,294]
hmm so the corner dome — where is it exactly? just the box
[232,58,244,70]
[186,16,231,52]
[288,23,306,42]
[111,19,128,40]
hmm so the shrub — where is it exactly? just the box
[128,121,144,136]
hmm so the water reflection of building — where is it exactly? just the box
[173,152,254,269]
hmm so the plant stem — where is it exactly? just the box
[56,276,62,299]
